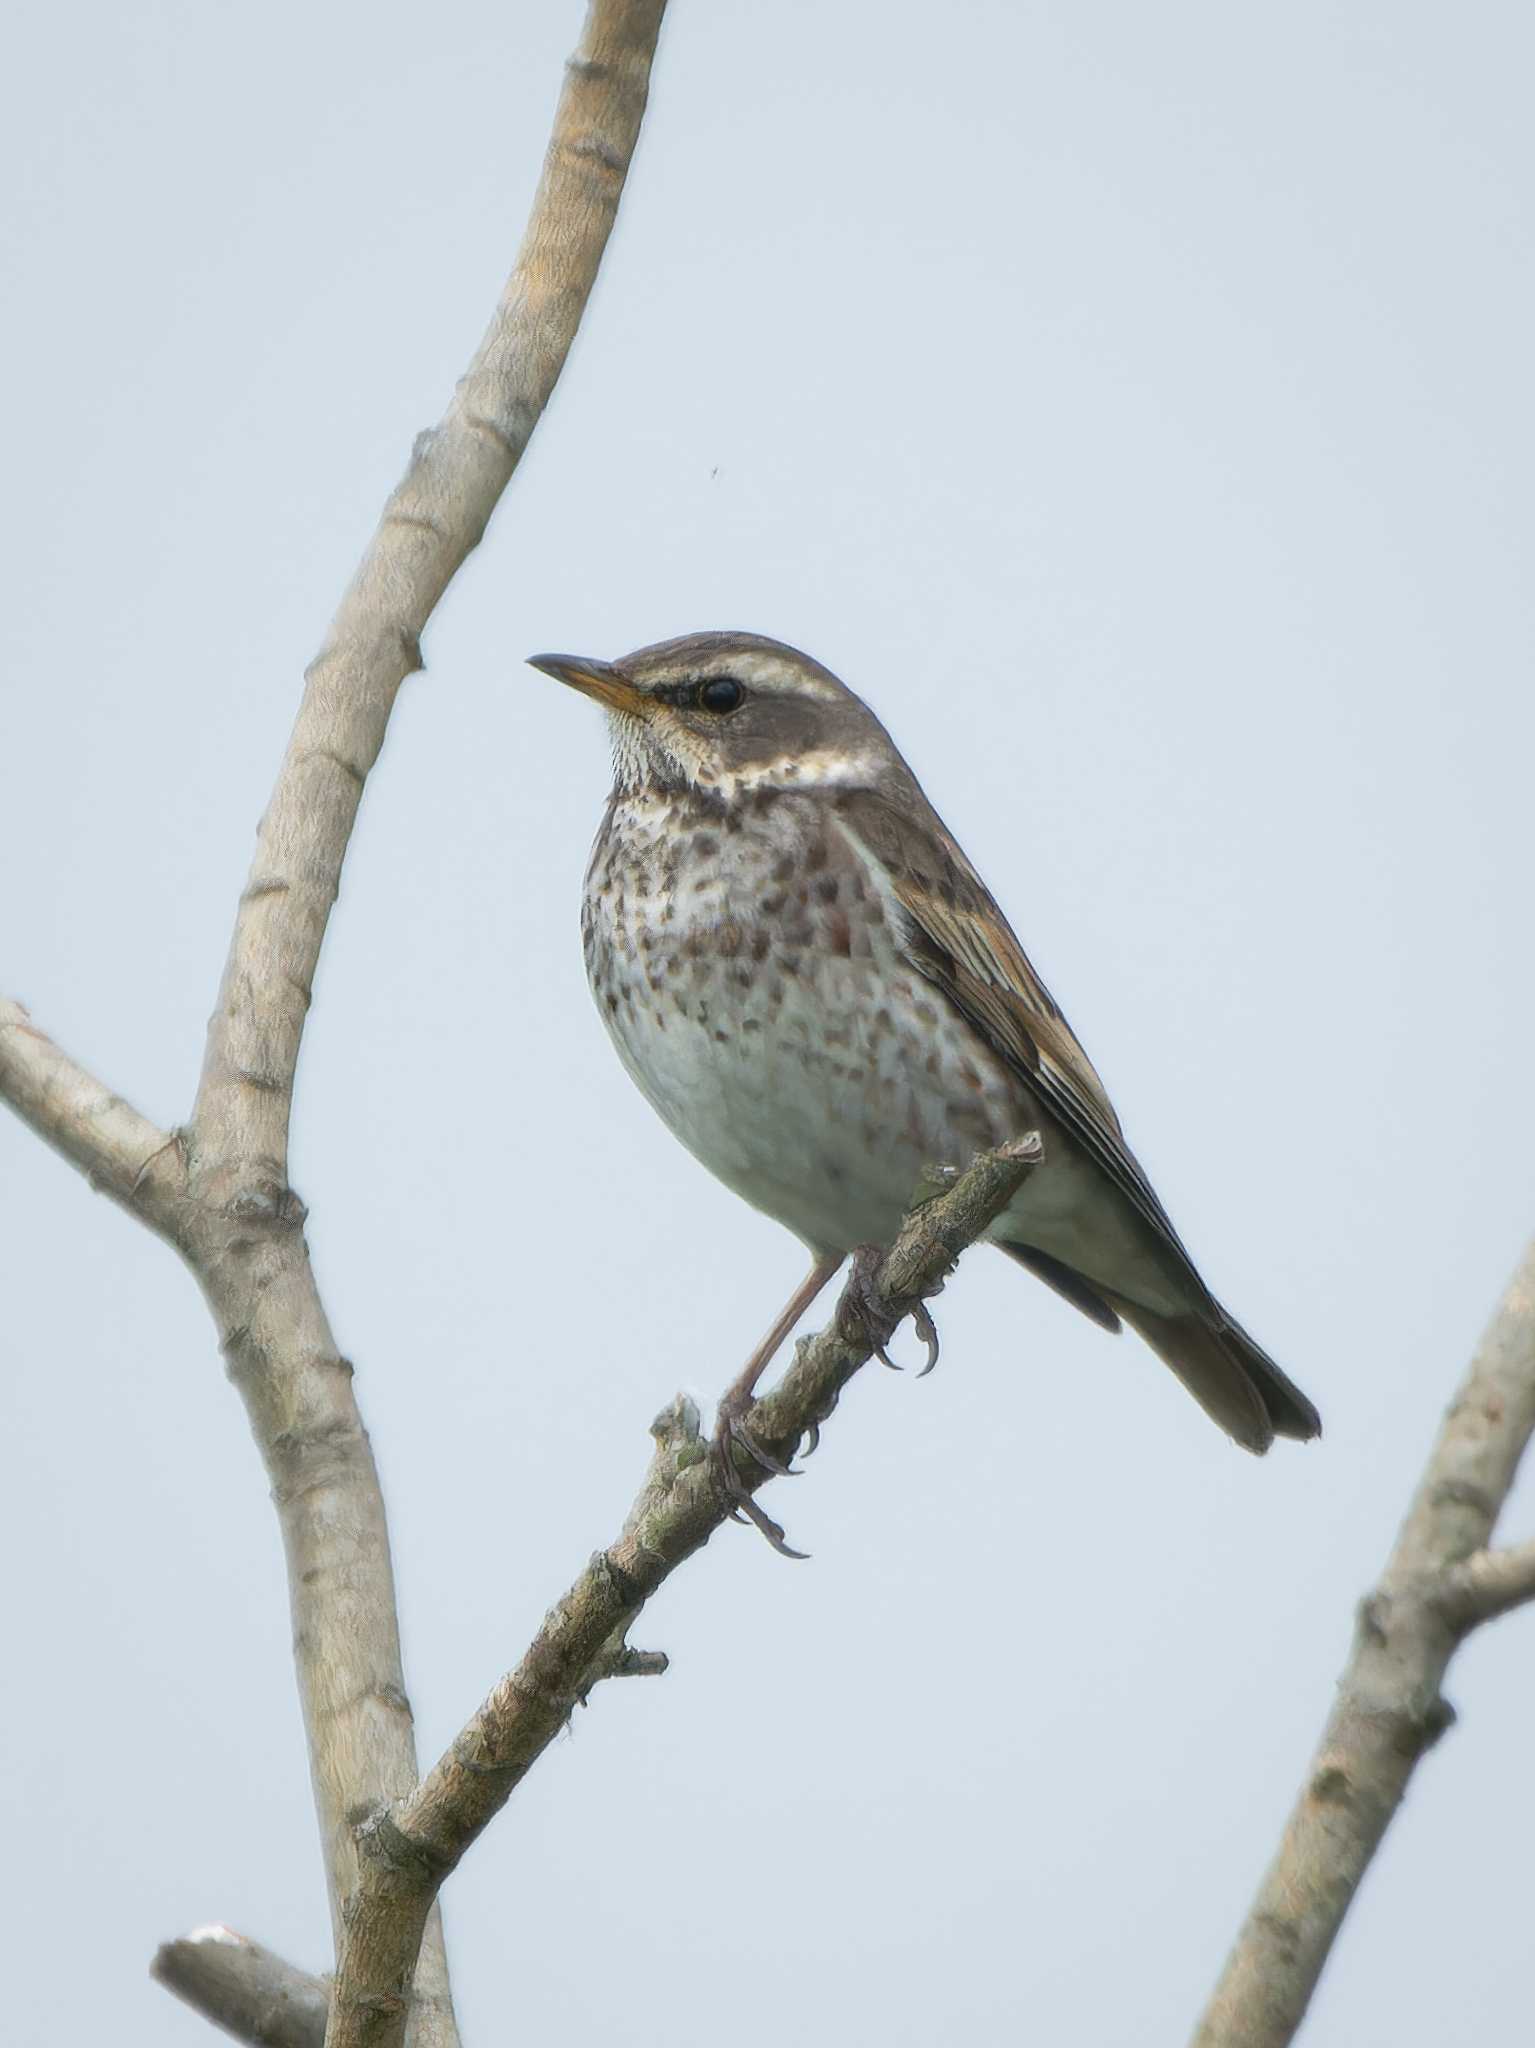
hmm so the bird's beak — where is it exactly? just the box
[527,652,651,719]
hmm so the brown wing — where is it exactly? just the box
[832,784,1320,1450]
[831,784,1211,1296]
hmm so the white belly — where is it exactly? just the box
[597,920,1016,1253]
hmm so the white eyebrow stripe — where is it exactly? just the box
[716,650,846,702]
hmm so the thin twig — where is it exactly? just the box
[152,1929,328,2048]
[320,1135,1042,2048]
[1191,1235,1535,2048]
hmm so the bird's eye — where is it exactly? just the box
[696,676,744,714]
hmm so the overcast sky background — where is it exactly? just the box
[4,4,1533,2043]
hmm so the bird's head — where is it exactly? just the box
[528,631,896,797]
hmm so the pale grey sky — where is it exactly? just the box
[4,4,1533,2044]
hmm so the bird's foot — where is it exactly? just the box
[840,1243,942,1376]
[707,1254,843,1559]
[712,1392,808,1560]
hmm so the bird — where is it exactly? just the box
[530,631,1319,1546]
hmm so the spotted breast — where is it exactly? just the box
[582,783,1022,1258]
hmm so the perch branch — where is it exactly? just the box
[1191,1234,1535,2048]
[321,1135,1042,2048]
[152,1928,328,2048]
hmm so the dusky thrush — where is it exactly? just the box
[531,632,1319,1545]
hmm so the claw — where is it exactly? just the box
[735,1490,808,1560]
[728,1409,796,1478]
[843,1241,941,1378]
[801,1421,821,1460]
[712,1399,808,1556]
[912,1300,941,1377]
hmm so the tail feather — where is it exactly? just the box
[1104,1295,1322,1455]
[993,1239,1321,1454]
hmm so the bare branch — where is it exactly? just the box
[0,997,184,1228]
[151,1928,327,2048]
[321,1136,1041,2048]
[188,0,669,1212]
[1192,1235,1535,2048]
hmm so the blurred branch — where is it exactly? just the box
[152,1929,328,2048]
[1192,1236,1535,2048]
[322,1137,1042,2048]
[3,2,671,2043]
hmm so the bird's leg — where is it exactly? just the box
[715,1254,843,1551]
